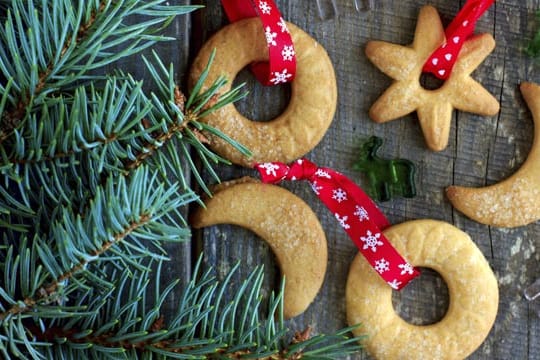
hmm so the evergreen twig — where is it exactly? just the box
[16,258,363,359]
[0,1,363,358]
[0,0,199,141]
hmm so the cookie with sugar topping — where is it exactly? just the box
[346,219,498,360]
[366,5,499,151]
[191,178,327,319]
[189,18,337,167]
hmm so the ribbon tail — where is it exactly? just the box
[328,169,391,230]
[255,161,291,183]
[422,0,495,79]
[445,0,495,37]
[256,159,420,290]
[221,0,297,85]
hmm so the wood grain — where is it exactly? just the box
[187,1,540,358]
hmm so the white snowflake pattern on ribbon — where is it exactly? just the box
[315,169,331,179]
[281,45,295,61]
[278,17,289,33]
[353,205,369,221]
[360,230,383,252]
[398,262,415,275]
[388,279,402,290]
[258,1,272,14]
[265,26,277,46]
[269,69,292,84]
[335,213,350,229]
[374,258,390,274]
[259,162,280,177]
[332,188,347,203]
[310,180,322,195]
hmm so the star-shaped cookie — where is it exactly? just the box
[366,5,500,151]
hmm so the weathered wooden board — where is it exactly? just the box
[190,0,540,358]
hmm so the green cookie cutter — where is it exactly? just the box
[353,136,416,202]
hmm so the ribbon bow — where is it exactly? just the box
[256,158,420,290]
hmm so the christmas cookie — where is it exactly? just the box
[346,219,498,360]
[447,82,540,227]
[366,5,500,151]
[190,177,327,319]
[189,18,337,167]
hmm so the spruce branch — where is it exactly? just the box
[0,52,249,220]
[4,257,363,359]
[0,65,247,233]
[121,50,250,193]
[0,0,201,141]
[0,1,364,358]
[0,166,192,321]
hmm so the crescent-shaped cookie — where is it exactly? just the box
[189,18,337,167]
[190,178,327,319]
[447,82,540,227]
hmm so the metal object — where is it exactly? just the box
[315,0,372,20]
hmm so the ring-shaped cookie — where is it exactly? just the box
[346,219,498,360]
[189,18,337,167]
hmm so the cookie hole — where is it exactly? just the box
[391,267,449,325]
[419,72,445,91]
[232,67,291,122]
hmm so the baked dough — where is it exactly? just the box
[366,5,500,151]
[190,178,327,319]
[189,18,337,167]
[346,219,498,360]
[446,82,540,227]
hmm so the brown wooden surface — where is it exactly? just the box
[187,1,540,359]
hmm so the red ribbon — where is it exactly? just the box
[256,158,420,290]
[221,0,297,85]
[423,0,495,79]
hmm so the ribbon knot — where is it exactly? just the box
[259,158,318,183]
[286,158,319,181]
[255,158,420,290]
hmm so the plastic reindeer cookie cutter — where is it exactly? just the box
[353,136,416,202]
